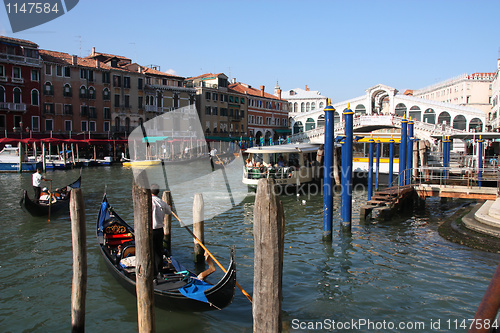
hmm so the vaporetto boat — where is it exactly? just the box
[242,143,320,187]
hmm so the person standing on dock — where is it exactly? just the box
[151,184,172,280]
[32,168,51,204]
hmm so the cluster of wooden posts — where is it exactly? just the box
[69,177,285,332]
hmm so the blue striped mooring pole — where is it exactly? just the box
[406,118,414,185]
[322,99,335,241]
[375,140,381,191]
[478,136,484,187]
[443,136,450,179]
[341,104,354,229]
[367,136,374,201]
[399,116,408,186]
[388,136,395,186]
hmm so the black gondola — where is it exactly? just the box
[96,194,236,311]
[20,175,82,217]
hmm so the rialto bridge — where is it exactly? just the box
[289,84,486,147]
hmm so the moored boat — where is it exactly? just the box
[0,144,41,172]
[20,175,82,217]
[242,143,319,187]
[96,194,237,311]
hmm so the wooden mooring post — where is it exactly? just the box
[468,262,500,333]
[70,188,87,333]
[132,177,155,333]
[253,178,285,333]
[193,193,205,264]
[162,191,172,254]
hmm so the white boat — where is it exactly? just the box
[243,143,319,187]
[0,144,41,172]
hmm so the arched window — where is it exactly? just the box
[305,117,315,131]
[0,86,5,103]
[80,85,87,98]
[423,108,435,124]
[334,111,340,123]
[301,102,305,112]
[311,102,316,111]
[355,104,366,116]
[293,121,304,134]
[469,118,483,132]
[395,103,407,117]
[103,88,110,100]
[306,102,310,112]
[88,87,96,99]
[114,117,121,131]
[438,111,451,125]
[409,106,421,121]
[31,89,39,106]
[453,115,466,130]
[13,87,21,103]
[317,114,325,128]
[44,82,53,95]
[63,83,72,97]
[319,102,324,109]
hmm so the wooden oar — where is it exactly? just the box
[171,211,253,303]
[48,180,52,222]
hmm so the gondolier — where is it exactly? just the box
[32,169,51,204]
[151,184,172,280]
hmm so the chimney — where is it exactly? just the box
[232,77,236,84]
[72,55,77,65]
[260,85,265,97]
[96,59,100,68]
[92,47,96,56]
[305,85,309,91]
[278,89,282,100]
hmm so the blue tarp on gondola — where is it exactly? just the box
[179,278,212,303]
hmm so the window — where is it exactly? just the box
[102,72,110,84]
[45,119,53,131]
[45,64,51,75]
[103,88,110,100]
[64,120,72,131]
[63,84,72,97]
[56,65,62,77]
[0,86,5,103]
[44,103,54,114]
[81,121,88,131]
[80,69,87,79]
[240,97,245,104]
[235,97,239,103]
[80,105,88,117]
[205,106,211,115]
[13,67,21,78]
[31,89,39,106]
[89,107,97,118]
[79,86,87,98]
[213,93,218,101]
[213,107,218,115]
[31,69,39,81]
[138,96,143,108]
[31,116,40,132]
[44,82,54,95]
[13,87,21,103]
[88,87,96,99]
[104,121,110,132]
[64,66,71,77]
[124,95,130,107]
[138,78,143,90]
[89,121,96,132]
[124,76,130,88]
[104,107,111,120]
[0,65,4,77]
[205,92,211,100]
[114,94,120,107]
[88,70,94,82]
[64,104,73,115]
[113,75,121,87]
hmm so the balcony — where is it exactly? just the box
[145,105,158,112]
[0,102,26,111]
[12,77,24,84]
[0,53,41,66]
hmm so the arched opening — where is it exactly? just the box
[453,115,466,130]
[255,131,263,143]
[305,117,315,131]
[293,102,298,113]
[355,104,366,116]
[301,102,305,112]
[317,114,325,128]
[125,117,131,132]
[13,87,22,103]
[438,111,451,126]
[469,118,483,132]
[423,108,436,124]
[409,106,421,121]
[334,111,340,123]
[114,117,121,131]
[293,121,304,134]
[306,102,310,112]
[395,103,407,117]
[264,131,272,144]
[31,89,39,106]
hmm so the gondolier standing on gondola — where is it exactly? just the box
[151,184,172,280]
[32,169,51,204]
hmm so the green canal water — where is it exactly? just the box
[1,166,499,332]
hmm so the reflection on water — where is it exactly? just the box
[0,166,499,332]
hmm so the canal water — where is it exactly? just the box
[1,166,499,332]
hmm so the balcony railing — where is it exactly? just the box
[0,53,41,65]
[0,102,26,111]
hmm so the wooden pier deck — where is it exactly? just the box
[414,184,498,200]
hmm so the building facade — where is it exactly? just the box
[281,84,329,118]
[0,36,41,136]
[489,59,500,131]
[185,73,248,138]
[229,81,289,143]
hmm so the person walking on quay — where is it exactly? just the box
[32,168,51,204]
[151,184,172,280]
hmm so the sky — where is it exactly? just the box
[1,0,499,103]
